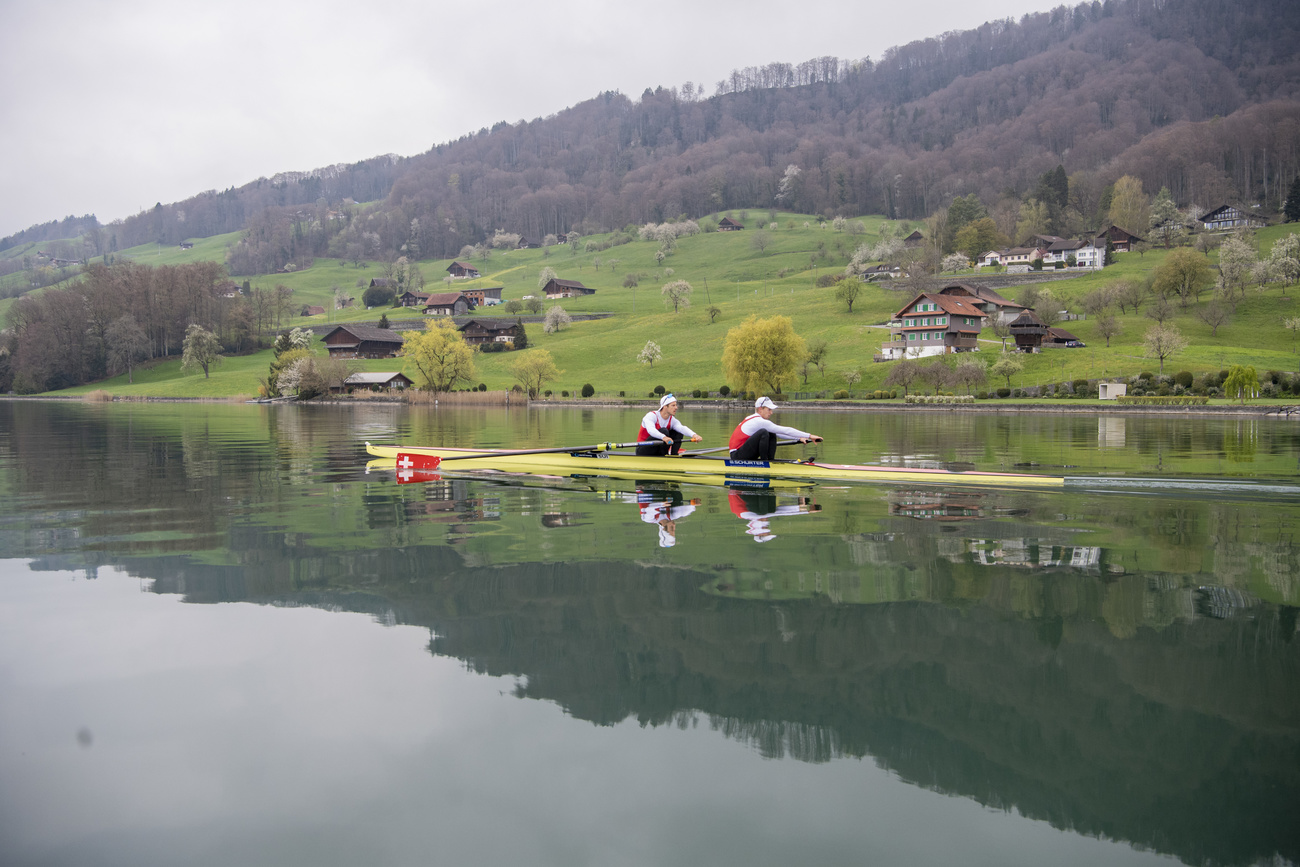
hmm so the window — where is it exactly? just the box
[908,333,916,341]
[922,318,929,326]
[905,318,913,327]
[938,317,947,325]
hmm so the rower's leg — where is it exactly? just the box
[758,429,777,460]
[636,440,669,456]
[732,430,772,461]
[666,430,685,455]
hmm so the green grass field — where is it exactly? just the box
[14,213,1300,400]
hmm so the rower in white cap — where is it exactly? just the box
[727,396,821,460]
[635,393,703,456]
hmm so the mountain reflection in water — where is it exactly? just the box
[2,401,1298,867]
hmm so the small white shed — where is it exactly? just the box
[1098,382,1128,400]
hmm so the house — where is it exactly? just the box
[1001,246,1047,273]
[446,261,480,279]
[859,263,901,281]
[1042,237,1104,269]
[458,319,525,347]
[461,286,504,307]
[1201,205,1265,232]
[1008,309,1050,352]
[902,230,924,248]
[321,325,405,359]
[1045,326,1081,346]
[717,217,745,231]
[1097,225,1144,253]
[397,291,431,308]
[179,241,194,250]
[340,372,413,392]
[517,236,540,249]
[937,283,1027,324]
[421,293,472,316]
[302,305,326,317]
[542,278,595,299]
[879,292,986,360]
[369,277,394,290]
[977,250,1003,268]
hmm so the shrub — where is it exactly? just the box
[815,273,842,288]
[834,390,849,399]
[1072,379,1088,393]
[997,387,1011,398]
[544,390,553,397]
[718,385,731,397]
[561,390,569,397]
[619,391,625,397]
[1174,371,1194,388]
[1139,371,1154,381]
[976,391,989,400]
[581,383,594,398]
[691,389,702,398]
[1012,388,1024,398]
[478,383,487,391]
[654,385,666,396]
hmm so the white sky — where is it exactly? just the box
[0,0,1063,240]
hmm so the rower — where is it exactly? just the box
[728,396,821,461]
[636,393,702,456]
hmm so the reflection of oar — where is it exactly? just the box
[396,441,642,472]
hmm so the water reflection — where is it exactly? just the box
[1,401,1298,867]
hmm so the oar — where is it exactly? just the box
[681,440,807,457]
[396,441,642,471]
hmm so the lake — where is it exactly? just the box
[1,400,1297,867]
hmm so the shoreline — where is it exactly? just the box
[5,393,1298,418]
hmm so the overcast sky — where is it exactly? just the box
[0,0,1063,240]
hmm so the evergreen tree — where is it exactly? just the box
[1285,176,1300,224]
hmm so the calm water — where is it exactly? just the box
[1,400,1298,867]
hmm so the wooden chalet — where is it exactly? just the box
[302,305,326,317]
[542,278,595,299]
[321,325,405,359]
[339,372,413,392]
[461,286,504,307]
[421,293,472,316]
[179,241,194,250]
[938,283,1026,324]
[879,292,986,360]
[458,319,525,347]
[517,236,540,249]
[369,277,394,290]
[903,230,924,248]
[446,261,480,279]
[1201,205,1265,232]
[717,217,745,231]
[859,263,901,281]
[397,290,431,308]
[1008,310,1049,352]
[1098,225,1143,252]
[1045,326,1081,346]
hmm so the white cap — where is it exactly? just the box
[659,393,677,409]
[755,396,777,410]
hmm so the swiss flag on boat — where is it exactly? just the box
[396,452,442,471]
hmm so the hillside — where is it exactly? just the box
[4,0,1298,274]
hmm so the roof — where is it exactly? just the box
[458,319,522,332]
[421,292,470,306]
[938,283,1025,309]
[447,261,478,270]
[1101,224,1144,241]
[718,217,744,227]
[323,325,404,344]
[894,292,987,321]
[1009,310,1048,328]
[1048,327,1079,341]
[345,372,412,385]
[545,278,591,291]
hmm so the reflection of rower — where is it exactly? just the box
[635,486,700,547]
[727,489,819,543]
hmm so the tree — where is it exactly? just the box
[707,305,721,323]
[181,324,222,379]
[834,280,862,312]
[750,230,771,253]
[543,305,572,333]
[882,358,922,396]
[989,352,1024,389]
[953,357,987,394]
[721,315,806,395]
[104,315,148,384]
[918,360,954,394]
[537,266,557,290]
[1147,186,1186,248]
[1113,279,1148,314]
[953,217,1002,262]
[1142,323,1189,373]
[402,319,476,392]
[940,253,969,273]
[661,280,692,313]
[525,296,543,314]
[1152,248,1211,306]
[1222,364,1259,404]
[1195,302,1231,336]
[1145,294,1175,324]
[1109,175,1148,237]
[1285,176,1300,224]
[362,282,395,308]
[1217,236,1256,302]
[806,340,829,379]
[1095,313,1122,347]
[1269,233,1300,285]
[510,349,562,398]
[637,340,662,368]
[503,299,523,314]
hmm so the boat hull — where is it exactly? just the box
[364,442,1065,489]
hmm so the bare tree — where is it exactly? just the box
[1095,313,1122,347]
[1143,323,1189,373]
[661,280,693,313]
[882,358,922,396]
[1196,302,1231,336]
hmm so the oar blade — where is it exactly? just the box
[396,452,442,471]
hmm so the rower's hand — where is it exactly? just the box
[690,435,702,442]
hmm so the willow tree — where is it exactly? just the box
[721,315,806,395]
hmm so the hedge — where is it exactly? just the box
[1115,395,1210,405]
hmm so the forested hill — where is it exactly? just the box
[10,0,1300,271]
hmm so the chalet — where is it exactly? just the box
[446,261,480,279]
[1098,225,1143,252]
[179,241,194,250]
[542,278,595,299]
[461,286,504,307]
[1201,205,1265,232]
[717,217,744,231]
[859,263,900,281]
[421,293,472,316]
[1042,237,1104,269]
[369,277,395,290]
[1008,309,1049,352]
[902,230,924,248]
[517,236,540,249]
[938,283,1026,324]
[1045,326,1081,346]
[302,305,326,317]
[339,372,413,392]
[397,291,431,308]
[458,319,525,347]
[218,281,241,299]
[879,292,986,360]
[321,325,405,359]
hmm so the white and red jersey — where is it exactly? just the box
[728,414,813,452]
[638,410,698,443]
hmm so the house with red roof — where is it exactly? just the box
[879,292,987,360]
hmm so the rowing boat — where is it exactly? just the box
[364,441,1066,489]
